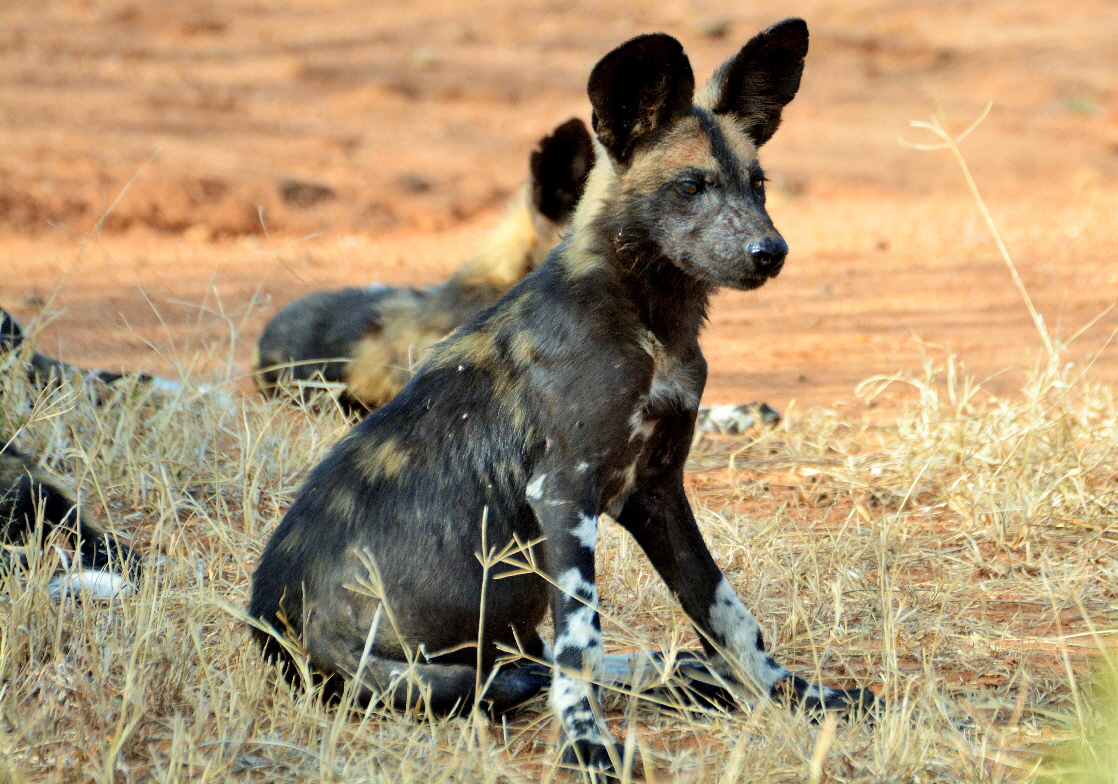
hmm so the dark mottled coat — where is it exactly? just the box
[250,20,874,773]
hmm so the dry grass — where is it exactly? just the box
[1,316,1116,783]
[2,119,1115,782]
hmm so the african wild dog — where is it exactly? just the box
[252,118,595,412]
[1,310,144,597]
[1,307,160,398]
[0,441,141,598]
[249,19,875,773]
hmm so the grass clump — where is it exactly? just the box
[0,332,1115,782]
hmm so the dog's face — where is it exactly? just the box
[588,20,808,290]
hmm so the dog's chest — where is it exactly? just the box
[597,331,700,517]
[637,329,701,415]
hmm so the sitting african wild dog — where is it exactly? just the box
[253,118,595,412]
[249,18,874,773]
[0,441,141,598]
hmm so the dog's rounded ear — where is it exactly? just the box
[530,118,595,224]
[708,17,809,147]
[588,33,695,166]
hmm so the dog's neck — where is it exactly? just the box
[564,147,712,351]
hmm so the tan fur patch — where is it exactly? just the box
[346,337,411,409]
[423,327,496,373]
[713,114,759,168]
[356,437,411,482]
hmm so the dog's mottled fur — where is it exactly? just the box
[250,20,874,773]
[253,118,595,412]
[0,441,140,598]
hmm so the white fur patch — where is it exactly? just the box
[526,474,547,500]
[147,377,183,393]
[708,578,787,692]
[49,570,131,600]
[556,567,594,598]
[571,513,598,550]
[555,603,600,655]
[553,568,602,667]
[549,674,603,741]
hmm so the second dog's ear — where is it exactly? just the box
[530,118,595,223]
[707,18,809,147]
[588,33,695,166]
[1,308,24,352]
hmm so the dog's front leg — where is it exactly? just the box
[526,469,619,771]
[618,442,874,714]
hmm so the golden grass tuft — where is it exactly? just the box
[1,323,1116,782]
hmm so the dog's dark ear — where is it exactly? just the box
[1,308,24,353]
[530,118,595,223]
[588,33,695,165]
[708,18,808,147]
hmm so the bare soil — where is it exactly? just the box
[3,0,1118,410]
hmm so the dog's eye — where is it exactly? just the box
[750,176,766,192]
[677,179,704,197]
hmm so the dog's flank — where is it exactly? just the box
[0,442,141,598]
[253,118,594,412]
[250,18,874,774]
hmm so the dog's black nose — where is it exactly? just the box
[747,238,787,274]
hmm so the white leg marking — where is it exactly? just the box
[549,674,603,741]
[571,513,598,551]
[708,578,788,692]
[552,568,606,742]
[554,568,602,663]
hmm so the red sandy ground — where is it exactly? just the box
[3,0,1118,412]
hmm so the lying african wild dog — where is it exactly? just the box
[249,18,875,772]
[0,441,141,598]
[1,307,159,397]
[1,310,144,597]
[253,118,595,412]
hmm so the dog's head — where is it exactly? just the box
[1,308,24,354]
[587,19,808,290]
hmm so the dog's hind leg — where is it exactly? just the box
[302,617,549,716]
[322,654,548,715]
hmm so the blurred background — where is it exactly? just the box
[2,0,1118,409]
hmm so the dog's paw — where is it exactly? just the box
[641,651,742,711]
[481,662,551,714]
[695,402,781,435]
[773,676,879,722]
[560,737,622,777]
